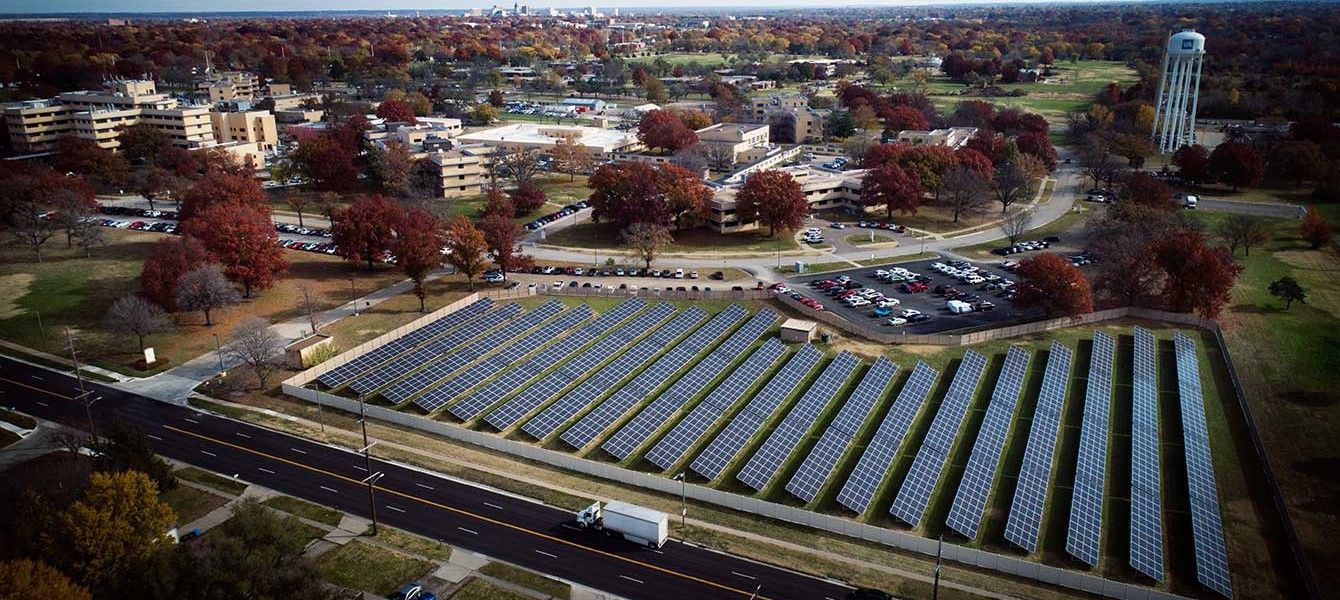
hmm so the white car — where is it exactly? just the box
[885,317,908,327]
[552,280,566,289]
[899,309,922,318]
[964,275,986,285]
[876,298,901,309]
[859,288,882,299]
[845,297,871,307]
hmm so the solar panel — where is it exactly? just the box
[736,352,861,492]
[447,298,646,421]
[562,305,750,450]
[1067,331,1115,566]
[785,357,898,503]
[690,345,824,481]
[485,302,677,430]
[317,299,493,388]
[521,307,708,441]
[602,309,780,460]
[346,304,522,396]
[379,301,564,404]
[889,350,988,528]
[1129,326,1164,582]
[1174,332,1232,598]
[946,346,1031,540]
[836,362,939,515]
[414,305,594,412]
[1004,342,1074,552]
[644,339,787,471]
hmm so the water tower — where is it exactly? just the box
[1151,30,1206,154]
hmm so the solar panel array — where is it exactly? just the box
[1067,331,1115,566]
[1174,332,1232,598]
[785,357,898,503]
[414,305,594,412]
[379,301,563,404]
[346,304,522,397]
[484,302,676,431]
[946,346,1032,540]
[447,298,646,422]
[1130,326,1164,581]
[836,362,940,515]
[889,350,989,528]
[1004,342,1074,552]
[318,299,493,388]
[690,345,824,481]
[602,309,780,460]
[562,305,749,450]
[644,339,787,470]
[736,352,861,492]
[522,307,708,441]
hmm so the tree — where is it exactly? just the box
[1268,277,1306,310]
[1209,141,1264,191]
[1015,131,1058,170]
[175,264,241,326]
[0,559,91,600]
[133,167,186,213]
[658,163,713,229]
[1110,133,1153,168]
[394,209,443,312]
[1150,229,1242,318]
[405,91,433,116]
[296,284,321,334]
[1300,206,1332,249]
[90,420,175,493]
[50,185,98,252]
[470,103,499,125]
[44,471,175,588]
[1079,136,1121,189]
[442,215,489,291]
[7,199,61,262]
[291,135,358,191]
[941,166,990,223]
[898,145,956,200]
[1123,172,1172,209]
[499,146,542,189]
[588,161,702,230]
[375,98,417,124]
[182,499,332,599]
[1173,144,1211,184]
[183,203,287,297]
[861,162,922,219]
[552,137,593,182]
[53,137,128,187]
[734,169,808,236]
[1013,253,1094,316]
[116,124,168,165]
[227,316,285,388]
[638,109,699,153]
[510,182,547,216]
[882,105,928,131]
[371,140,415,197]
[104,295,171,353]
[675,109,713,131]
[480,213,531,280]
[482,185,514,219]
[955,147,994,180]
[622,222,673,269]
[1003,207,1032,244]
[140,237,211,312]
[1215,215,1272,256]
[991,161,1033,213]
[1268,141,1326,188]
[179,172,267,223]
[331,196,404,269]
[643,77,668,104]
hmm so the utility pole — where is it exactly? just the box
[350,278,359,316]
[213,333,226,374]
[357,393,380,534]
[932,534,943,600]
[672,472,687,530]
[362,471,384,536]
[65,327,96,436]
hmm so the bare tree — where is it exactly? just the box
[499,146,542,188]
[941,166,990,223]
[175,264,241,326]
[69,214,105,257]
[1216,214,1273,256]
[9,200,61,262]
[1003,208,1032,244]
[226,316,285,388]
[1078,136,1121,190]
[992,161,1033,213]
[296,284,322,335]
[552,136,593,182]
[622,222,673,269]
[104,295,171,353]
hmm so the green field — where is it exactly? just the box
[176,466,249,496]
[161,484,230,525]
[894,61,1140,121]
[542,221,802,256]
[263,495,344,526]
[478,562,571,600]
[316,541,435,596]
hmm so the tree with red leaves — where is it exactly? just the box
[442,215,490,291]
[510,182,547,215]
[734,169,808,237]
[480,213,531,279]
[1300,206,1332,249]
[637,109,699,153]
[1013,253,1095,316]
[1173,144,1211,184]
[482,186,514,219]
[588,162,708,230]
[179,172,268,223]
[861,162,923,218]
[965,129,1005,163]
[899,145,956,200]
[658,163,713,229]
[331,195,404,269]
[53,137,129,187]
[1209,141,1264,191]
[955,148,995,180]
[140,237,211,312]
[1150,229,1243,318]
[1123,172,1172,209]
[951,100,995,128]
[393,209,442,312]
[882,105,928,132]
[292,135,358,191]
[861,143,908,169]
[1015,131,1057,171]
[182,203,287,298]
[376,98,418,124]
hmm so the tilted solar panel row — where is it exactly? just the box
[602,309,780,460]
[644,339,788,471]
[561,305,749,449]
[1004,342,1074,553]
[447,297,646,422]
[317,298,493,388]
[346,304,522,396]
[946,346,1032,540]
[1067,331,1115,566]
[736,352,861,492]
[836,361,939,515]
[1173,332,1232,598]
[785,357,899,503]
[690,345,824,481]
[1129,326,1164,582]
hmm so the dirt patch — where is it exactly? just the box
[0,273,34,319]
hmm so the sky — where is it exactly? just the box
[1,0,1113,14]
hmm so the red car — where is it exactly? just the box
[902,282,928,293]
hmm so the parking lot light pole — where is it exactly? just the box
[672,472,687,529]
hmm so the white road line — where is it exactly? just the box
[483,502,504,510]
[146,434,163,441]
[352,464,366,471]
[258,467,276,475]
[290,447,307,454]
[652,549,664,555]
[94,396,102,401]
[386,505,406,513]
[36,401,48,407]
[184,418,199,424]
[235,432,251,439]
[731,572,756,580]
[457,527,478,535]
[415,483,435,490]
[619,575,644,584]
[535,550,557,559]
[29,375,41,380]
[200,450,217,457]
[320,486,339,493]
[560,524,580,531]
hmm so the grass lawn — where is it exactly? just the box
[847,233,896,246]
[175,466,248,496]
[479,562,571,599]
[0,428,19,448]
[543,221,802,255]
[316,540,434,596]
[375,527,453,562]
[161,485,229,525]
[0,227,405,376]
[442,175,592,224]
[903,61,1140,122]
[450,579,532,600]
[953,204,1096,259]
[263,495,343,526]
[0,408,37,430]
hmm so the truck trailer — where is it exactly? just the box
[575,501,669,548]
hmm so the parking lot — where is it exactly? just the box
[782,258,1042,335]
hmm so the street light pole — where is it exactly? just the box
[213,333,225,372]
[350,277,359,316]
[932,534,943,600]
[65,327,96,437]
[362,471,384,536]
[673,472,687,530]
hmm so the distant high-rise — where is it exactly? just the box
[1151,30,1206,154]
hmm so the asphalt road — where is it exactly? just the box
[0,357,853,600]
[1195,198,1306,218]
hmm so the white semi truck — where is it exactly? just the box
[575,501,669,548]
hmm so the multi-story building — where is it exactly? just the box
[894,127,978,149]
[752,94,830,144]
[210,109,279,152]
[694,122,771,167]
[197,71,262,102]
[4,80,221,153]
[708,164,866,232]
[457,123,640,158]
[425,146,492,198]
